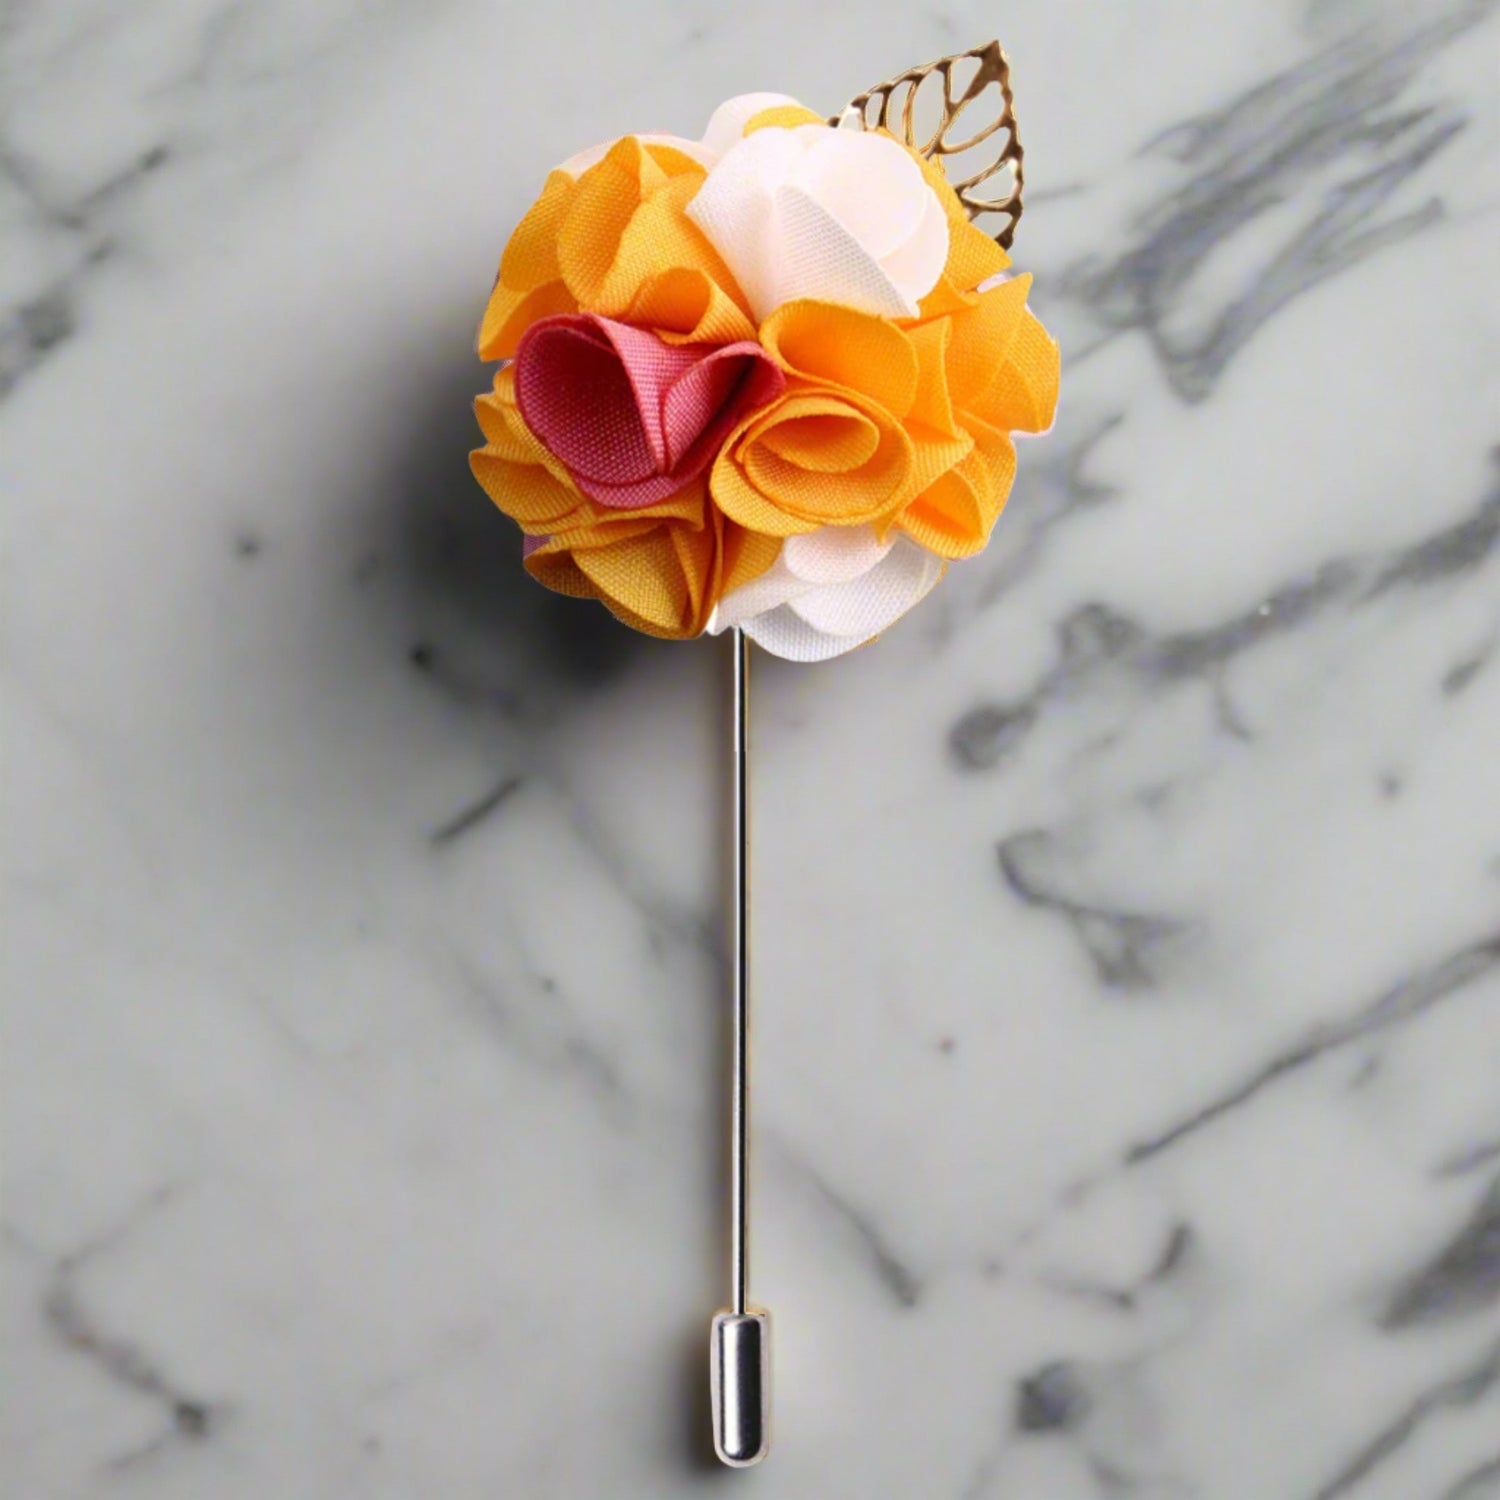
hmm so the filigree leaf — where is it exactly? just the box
[835,40,1025,249]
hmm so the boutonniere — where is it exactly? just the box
[468,41,1057,1466]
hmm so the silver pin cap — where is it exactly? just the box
[710,1309,770,1466]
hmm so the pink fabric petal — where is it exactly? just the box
[514,320,657,485]
[661,342,782,474]
[587,318,701,472]
[512,314,784,510]
[661,348,745,470]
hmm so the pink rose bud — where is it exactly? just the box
[514,314,785,510]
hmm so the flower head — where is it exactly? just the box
[471,89,1059,660]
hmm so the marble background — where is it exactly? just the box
[4,1,1498,1496]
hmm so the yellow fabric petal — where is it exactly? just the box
[477,170,580,359]
[906,316,958,437]
[516,474,722,640]
[710,447,820,537]
[524,547,597,600]
[499,169,574,289]
[623,267,754,344]
[477,128,752,357]
[945,273,1032,408]
[477,278,578,362]
[474,368,536,457]
[898,432,1016,558]
[548,486,707,538]
[962,404,1017,468]
[556,137,658,307]
[756,404,881,472]
[899,465,986,557]
[573,528,695,635]
[760,301,919,416]
[713,389,916,533]
[555,142,743,319]
[595,172,736,314]
[721,524,781,596]
[641,141,708,178]
[873,424,973,541]
[473,390,517,452]
[973,308,1060,433]
[669,517,718,626]
[745,104,827,133]
[470,451,585,531]
[911,149,1011,303]
[529,521,718,639]
[934,216,1010,299]
[904,424,974,496]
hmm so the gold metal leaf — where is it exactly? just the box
[835,40,1025,249]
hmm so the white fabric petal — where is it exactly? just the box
[698,92,802,160]
[686,123,949,321]
[878,182,950,309]
[709,531,945,661]
[766,184,914,318]
[705,552,805,633]
[684,129,801,319]
[797,129,923,260]
[782,525,894,583]
[741,606,859,663]
[790,535,944,636]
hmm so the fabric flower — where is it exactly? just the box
[513,313,784,509]
[471,366,778,639]
[469,86,1060,661]
[686,123,951,321]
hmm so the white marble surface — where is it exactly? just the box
[4,2,1499,1496]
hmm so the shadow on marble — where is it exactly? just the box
[381,353,662,694]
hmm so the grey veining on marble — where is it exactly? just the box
[3,1,1498,1497]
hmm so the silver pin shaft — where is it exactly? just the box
[712,626,770,1467]
[731,624,750,1317]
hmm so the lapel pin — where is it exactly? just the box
[470,40,1059,1464]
